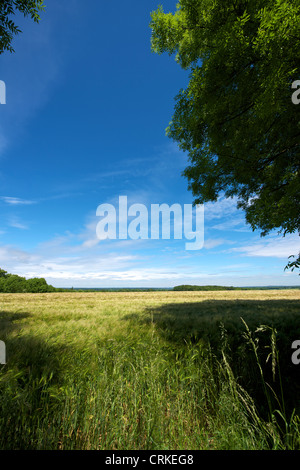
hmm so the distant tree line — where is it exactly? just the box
[173,285,238,291]
[0,268,58,293]
[173,285,300,291]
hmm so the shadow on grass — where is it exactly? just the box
[0,310,71,449]
[125,299,300,416]
[0,310,66,376]
[125,299,300,345]
[0,310,32,337]
[147,300,300,347]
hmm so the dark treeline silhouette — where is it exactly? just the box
[173,285,237,291]
[173,285,300,291]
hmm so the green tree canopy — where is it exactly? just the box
[0,267,57,292]
[0,268,8,278]
[150,0,300,270]
[0,0,45,54]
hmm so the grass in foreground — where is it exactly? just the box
[0,290,300,450]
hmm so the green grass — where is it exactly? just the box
[0,290,300,450]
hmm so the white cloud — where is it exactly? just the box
[204,196,240,221]
[0,245,37,264]
[0,202,298,288]
[8,216,29,230]
[228,233,300,259]
[0,236,298,287]
[211,218,250,232]
[1,196,36,205]
[203,238,230,249]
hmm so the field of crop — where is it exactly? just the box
[0,290,300,450]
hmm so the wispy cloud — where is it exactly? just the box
[1,196,36,205]
[204,238,231,249]
[8,216,29,230]
[0,232,298,287]
[211,218,250,232]
[0,245,36,263]
[204,196,240,221]
[228,233,300,259]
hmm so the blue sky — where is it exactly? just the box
[0,0,299,288]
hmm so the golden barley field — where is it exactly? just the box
[0,289,299,450]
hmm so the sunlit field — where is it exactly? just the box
[0,290,300,450]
